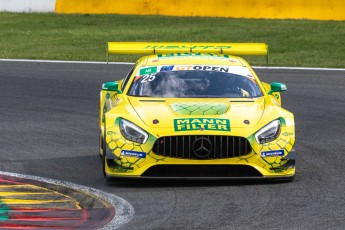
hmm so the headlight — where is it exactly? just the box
[120,119,148,143]
[255,120,281,144]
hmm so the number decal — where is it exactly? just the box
[141,74,156,83]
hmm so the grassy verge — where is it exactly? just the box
[0,13,344,67]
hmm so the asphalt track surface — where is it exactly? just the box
[0,61,344,230]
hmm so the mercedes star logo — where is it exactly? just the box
[192,137,212,158]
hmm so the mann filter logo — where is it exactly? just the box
[174,118,230,132]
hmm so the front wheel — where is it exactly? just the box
[102,154,109,180]
[101,123,110,180]
[99,132,103,158]
[101,136,112,181]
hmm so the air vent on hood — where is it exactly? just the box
[171,103,229,115]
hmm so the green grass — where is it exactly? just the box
[0,13,344,67]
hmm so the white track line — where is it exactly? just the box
[0,59,134,65]
[1,58,345,71]
[0,171,134,230]
[252,66,345,71]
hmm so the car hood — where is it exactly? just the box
[128,97,265,129]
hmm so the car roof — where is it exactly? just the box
[141,53,246,67]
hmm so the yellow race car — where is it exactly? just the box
[100,42,295,180]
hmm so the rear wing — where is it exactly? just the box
[107,42,269,64]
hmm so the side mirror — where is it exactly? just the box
[268,82,286,95]
[102,81,121,93]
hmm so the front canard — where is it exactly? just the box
[174,118,230,132]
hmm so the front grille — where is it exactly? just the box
[142,165,262,177]
[152,135,252,160]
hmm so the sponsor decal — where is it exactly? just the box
[120,150,146,158]
[261,150,284,158]
[145,45,189,50]
[144,45,232,50]
[107,131,118,135]
[157,53,230,59]
[160,65,174,72]
[174,118,230,132]
[172,65,252,77]
[192,65,230,73]
[136,65,254,82]
[174,65,193,70]
[282,132,293,136]
[140,66,157,75]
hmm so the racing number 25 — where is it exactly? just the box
[141,74,156,83]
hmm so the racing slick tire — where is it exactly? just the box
[101,120,111,180]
